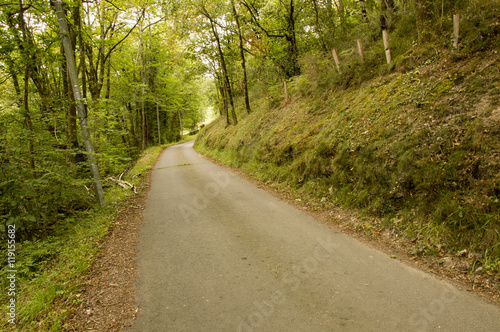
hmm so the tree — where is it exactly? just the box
[415,0,435,43]
[241,0,302,78]
[54,0,106,207]
[380,0,395,30]
[82,1,145,100]
[0,0,206,238]
[200,0,238,125]
[231,0,251,113]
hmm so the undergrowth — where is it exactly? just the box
[0,139,192,330]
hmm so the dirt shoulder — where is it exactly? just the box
[63,172,150,331]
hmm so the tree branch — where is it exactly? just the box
[240,0,286,38]
[103,8,145,65]
[104,0,124,11]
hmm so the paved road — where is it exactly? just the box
[129,141,500,331]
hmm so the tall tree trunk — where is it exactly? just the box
[18,1,35,169]
[23,63,35,170]
[67,3,79,151]
[139,26,147,150]
[54,0,106,207]
[231,0,251,114]
[220,78,230,127]
[104,55,112,135]
[65,53,78,151]
[285,0,300,77]
[214,70,230,127]
[203,6,238,125]
[79,3,87,100]
[105,56,112,100]
[126,102,139,149]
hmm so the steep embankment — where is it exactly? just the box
[195,50,500,274]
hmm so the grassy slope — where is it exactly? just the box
[195,49,500,271]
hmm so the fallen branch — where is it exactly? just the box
[84,185,95,197]
[107,176,137,194]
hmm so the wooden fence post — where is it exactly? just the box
[156,103,161,146]
[357,39,364,63]
[284,79,289,101]
[382,30,391,64]
[178,111,183,139]
[453,14,460,48]
[331,48,342,73]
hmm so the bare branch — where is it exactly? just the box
[103,7,145,65]
[104,0,124,11]
[240,0,286,38]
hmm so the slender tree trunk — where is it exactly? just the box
[65,57,78,150]
[311,0,328,52]
[5,56,21,96]
[215,71,230,127]
[104,55,112,135]
[204,8,238,125]
[214,73,230,127]
[231,0,251,114]
[67,3,79,151]
[285,0,300,77]
[79,2,87,100]
[18,2,35,169]
[23,64,35,170]
[126,102,139,149]
[141,89,146,150]
[105,56,111,99]
[156,103,161,146]
[221,81,230,127]
[98,8,106,100]
[139,28,147,150]
[178,111,183,140]
[54,0,105,207]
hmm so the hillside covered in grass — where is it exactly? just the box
[195,47,500,273]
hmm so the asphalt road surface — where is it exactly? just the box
[129,141,500,332]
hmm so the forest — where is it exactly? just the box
[1,0,500,329]
[1,0,210,239]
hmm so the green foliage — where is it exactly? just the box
[0,144,165,330]
[0,131,95,240]
[0,0,206,241]
[459,0,500,51]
